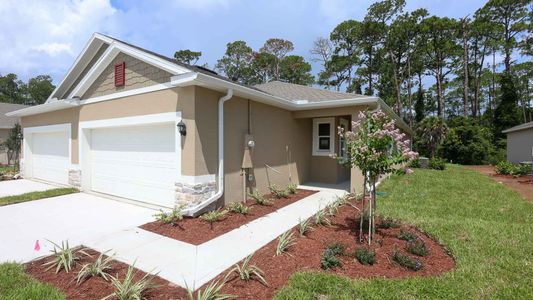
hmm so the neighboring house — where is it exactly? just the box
[503,122,533,163]
[8,33,412,216]
[0,103,27,165]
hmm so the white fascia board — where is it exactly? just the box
[47,33,109,102]
[6,100,79,117]
[67,40,192,100]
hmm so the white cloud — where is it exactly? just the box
[172,0,231,11]
[0,0,116,81]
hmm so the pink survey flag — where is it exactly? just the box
[34,240,40,251]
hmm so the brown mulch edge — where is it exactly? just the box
[140,189,319,245]
[25,248,188,300]
[201,199,456,300]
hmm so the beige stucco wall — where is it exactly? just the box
[82,52,173,99]
[507,128,533,163]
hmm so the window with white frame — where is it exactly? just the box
[338,118,349,160]
[312,117,335,156]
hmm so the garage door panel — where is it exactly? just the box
[32,131,69,185]
[90,123,177,208]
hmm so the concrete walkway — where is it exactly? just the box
[0,193,154,263]
[86,183,348,290]
[0,179,60,198]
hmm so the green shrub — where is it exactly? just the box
[495,161,531,177]
[321,248,341,270]
[326,242,345,256]
[314,209,331,226]
[200,209,227,225]
[228,202,250,215]
[154,206,184,226]
[406,239,429,257]
[354,247,376,265]
[428,157,446,170]
[439,117,496,165]
[378,217,401,229]
[392,251,422,271]
[269,184,289,199]
[495,161,514,175]
[186,279,234,300]
[249,191,272,206]
[397,229,418,242]
[76,251,114,284]
[287,183,298,194]
[409,158,421,168]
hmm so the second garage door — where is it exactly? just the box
[90,123,178,208]
[32,131,70,185]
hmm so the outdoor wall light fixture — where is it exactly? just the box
[247,140,255,148]
[177,120,187,136]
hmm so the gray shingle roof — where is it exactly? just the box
[254,81,369,102]
[0,103,27,128]
[502,121,533,134]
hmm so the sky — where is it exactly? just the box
[0,0,490,84]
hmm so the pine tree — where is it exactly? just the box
[493,74,521,140]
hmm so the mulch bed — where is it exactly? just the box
[26,248,188,300]
[204,198,455,300]
[140,189,318,245]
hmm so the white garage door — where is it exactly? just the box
[90,123,177,208]
[32,131,69,185]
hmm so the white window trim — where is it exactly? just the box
[338,118,349,160]
[22,123,72,179]
[312,117,335,156]
[78,112,182,191]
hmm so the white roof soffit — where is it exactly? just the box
[6,100,80,117]
[171,72,412,134]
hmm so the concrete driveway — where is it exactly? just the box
[0,192,155,263]
[0,179,60,197]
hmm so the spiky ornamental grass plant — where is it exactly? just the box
[298,217,312,236]
[187,279,235,300]
[287,183,298,194]
[200,209,228,227]
[276,230,296,256]
[268,184,289,199]
[105,264,156,300]
[43,240,88,274]
[154,205,184,226]
[76,251,115,284]
[335,109,418,245]
[228,253,267,285]
[249,191,272,206]
[314,209,331,226]
[228,202,250,215]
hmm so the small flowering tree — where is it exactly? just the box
[338,109,417,244]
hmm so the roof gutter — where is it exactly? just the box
[6,100,80,117]
[181,88,234,217]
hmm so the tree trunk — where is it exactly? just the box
[461,18,469,117]
[368,47,373,95]
[436,72,445,119]
[407,59,414,128]
[390,51,402,116]
[491,47,496,112]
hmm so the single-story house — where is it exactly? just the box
[0,103,27,165]
[503,121,533,163]
[7,33,412,216]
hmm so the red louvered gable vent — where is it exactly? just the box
[114,62,125,87]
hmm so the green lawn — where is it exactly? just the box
[275,165,533,299]
[0,263,64,299]
[0,165,17,174]
[0,188,79,206]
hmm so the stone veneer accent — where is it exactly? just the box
[68,169,81,188]
[175,181,217,207]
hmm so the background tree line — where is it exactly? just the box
[0,74,55,105]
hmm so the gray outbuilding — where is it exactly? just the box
[503,122,533,163]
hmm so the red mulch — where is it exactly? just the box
[25,248,188,300]
[203,199,455,300]
[140,189,318,245]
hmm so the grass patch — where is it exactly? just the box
[0,165,17,174]
[275,165,533,299]
[0,188,79,206]
[0,263,65,299]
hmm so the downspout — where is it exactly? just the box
[182,89,234,216]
